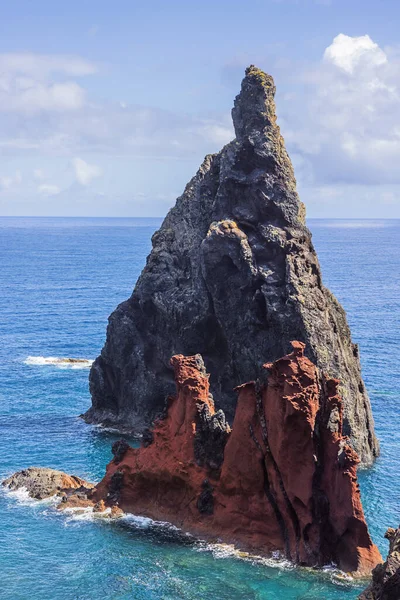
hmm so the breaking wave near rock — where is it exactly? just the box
[24,356,94,369]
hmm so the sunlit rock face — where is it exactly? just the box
[93,343,381,576]
[2,467,94,500]
[85,65,378,466]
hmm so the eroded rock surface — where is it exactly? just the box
[92,343,381,575]
[2,467,123,516]
[2,467,94,500]
[359,527,400,599]
[85,65,378,465]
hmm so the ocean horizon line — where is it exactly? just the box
[1,215,400,221]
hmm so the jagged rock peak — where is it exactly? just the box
[232,65,296,192]
[232,65,277,140]
[85,66,379,466]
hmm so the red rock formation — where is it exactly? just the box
[93,343,381,576]
[94,354,229,522]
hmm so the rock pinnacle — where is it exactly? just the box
[85,67,379,466]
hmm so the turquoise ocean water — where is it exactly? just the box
[0,217,399,600]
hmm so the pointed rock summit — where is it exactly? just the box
[85,66,378,465]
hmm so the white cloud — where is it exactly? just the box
[323,34,387,74]
[0,170,22,190]
[0,53,96,79]
[0,81,86,113]
[0,53,96,114]
[38,183,61,196]
[72,157,102,185]
[200,123,233,146]
[0,51,233,168]
[5,37,400,217]
[281,33,400,185]
[0,99,233,161]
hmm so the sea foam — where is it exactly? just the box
[2,484,60,508]
[24,356,94,369]
[2,485,355,586]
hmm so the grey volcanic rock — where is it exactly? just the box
[111,439,130,464]
[85,65,378,465]
[359,526,400,599]
[2,467,94,499]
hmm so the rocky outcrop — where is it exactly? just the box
[2,467,123,515]
[92,343,381,575]
[84,65,378,466]
[359,527,400,599]
[2,467,94,500]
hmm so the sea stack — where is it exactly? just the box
[85,65,378,466]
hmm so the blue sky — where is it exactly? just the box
[0,0,399,217]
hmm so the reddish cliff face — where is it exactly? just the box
[94,342,381,576]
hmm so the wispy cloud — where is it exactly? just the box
[38,183,61,196]
[72,157,102,185]
[0,170,22,190]
[2,37,399,216]
[0,53,97,78]
[0,53,96,114]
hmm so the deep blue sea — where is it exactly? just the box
[0,217,399,600]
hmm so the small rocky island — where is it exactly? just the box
[4,343,382,576]
[84,65,378,467]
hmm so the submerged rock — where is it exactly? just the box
[359,526,400,599]
[2,467,94,500]
[84,65,378,466]
[92,343,381,575]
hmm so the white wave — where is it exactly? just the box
[196,542,357,586]
[328,568,355,584]
[2,485,32,505]
[92,424,129,434]
[2,484,60,507]
[63,506,113,523]
[196,541,293,569]
[122,514,154,528]
[2,488,356,584]
[123,513,182,532]
[24,356,94,369]
[61,507,182,529]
